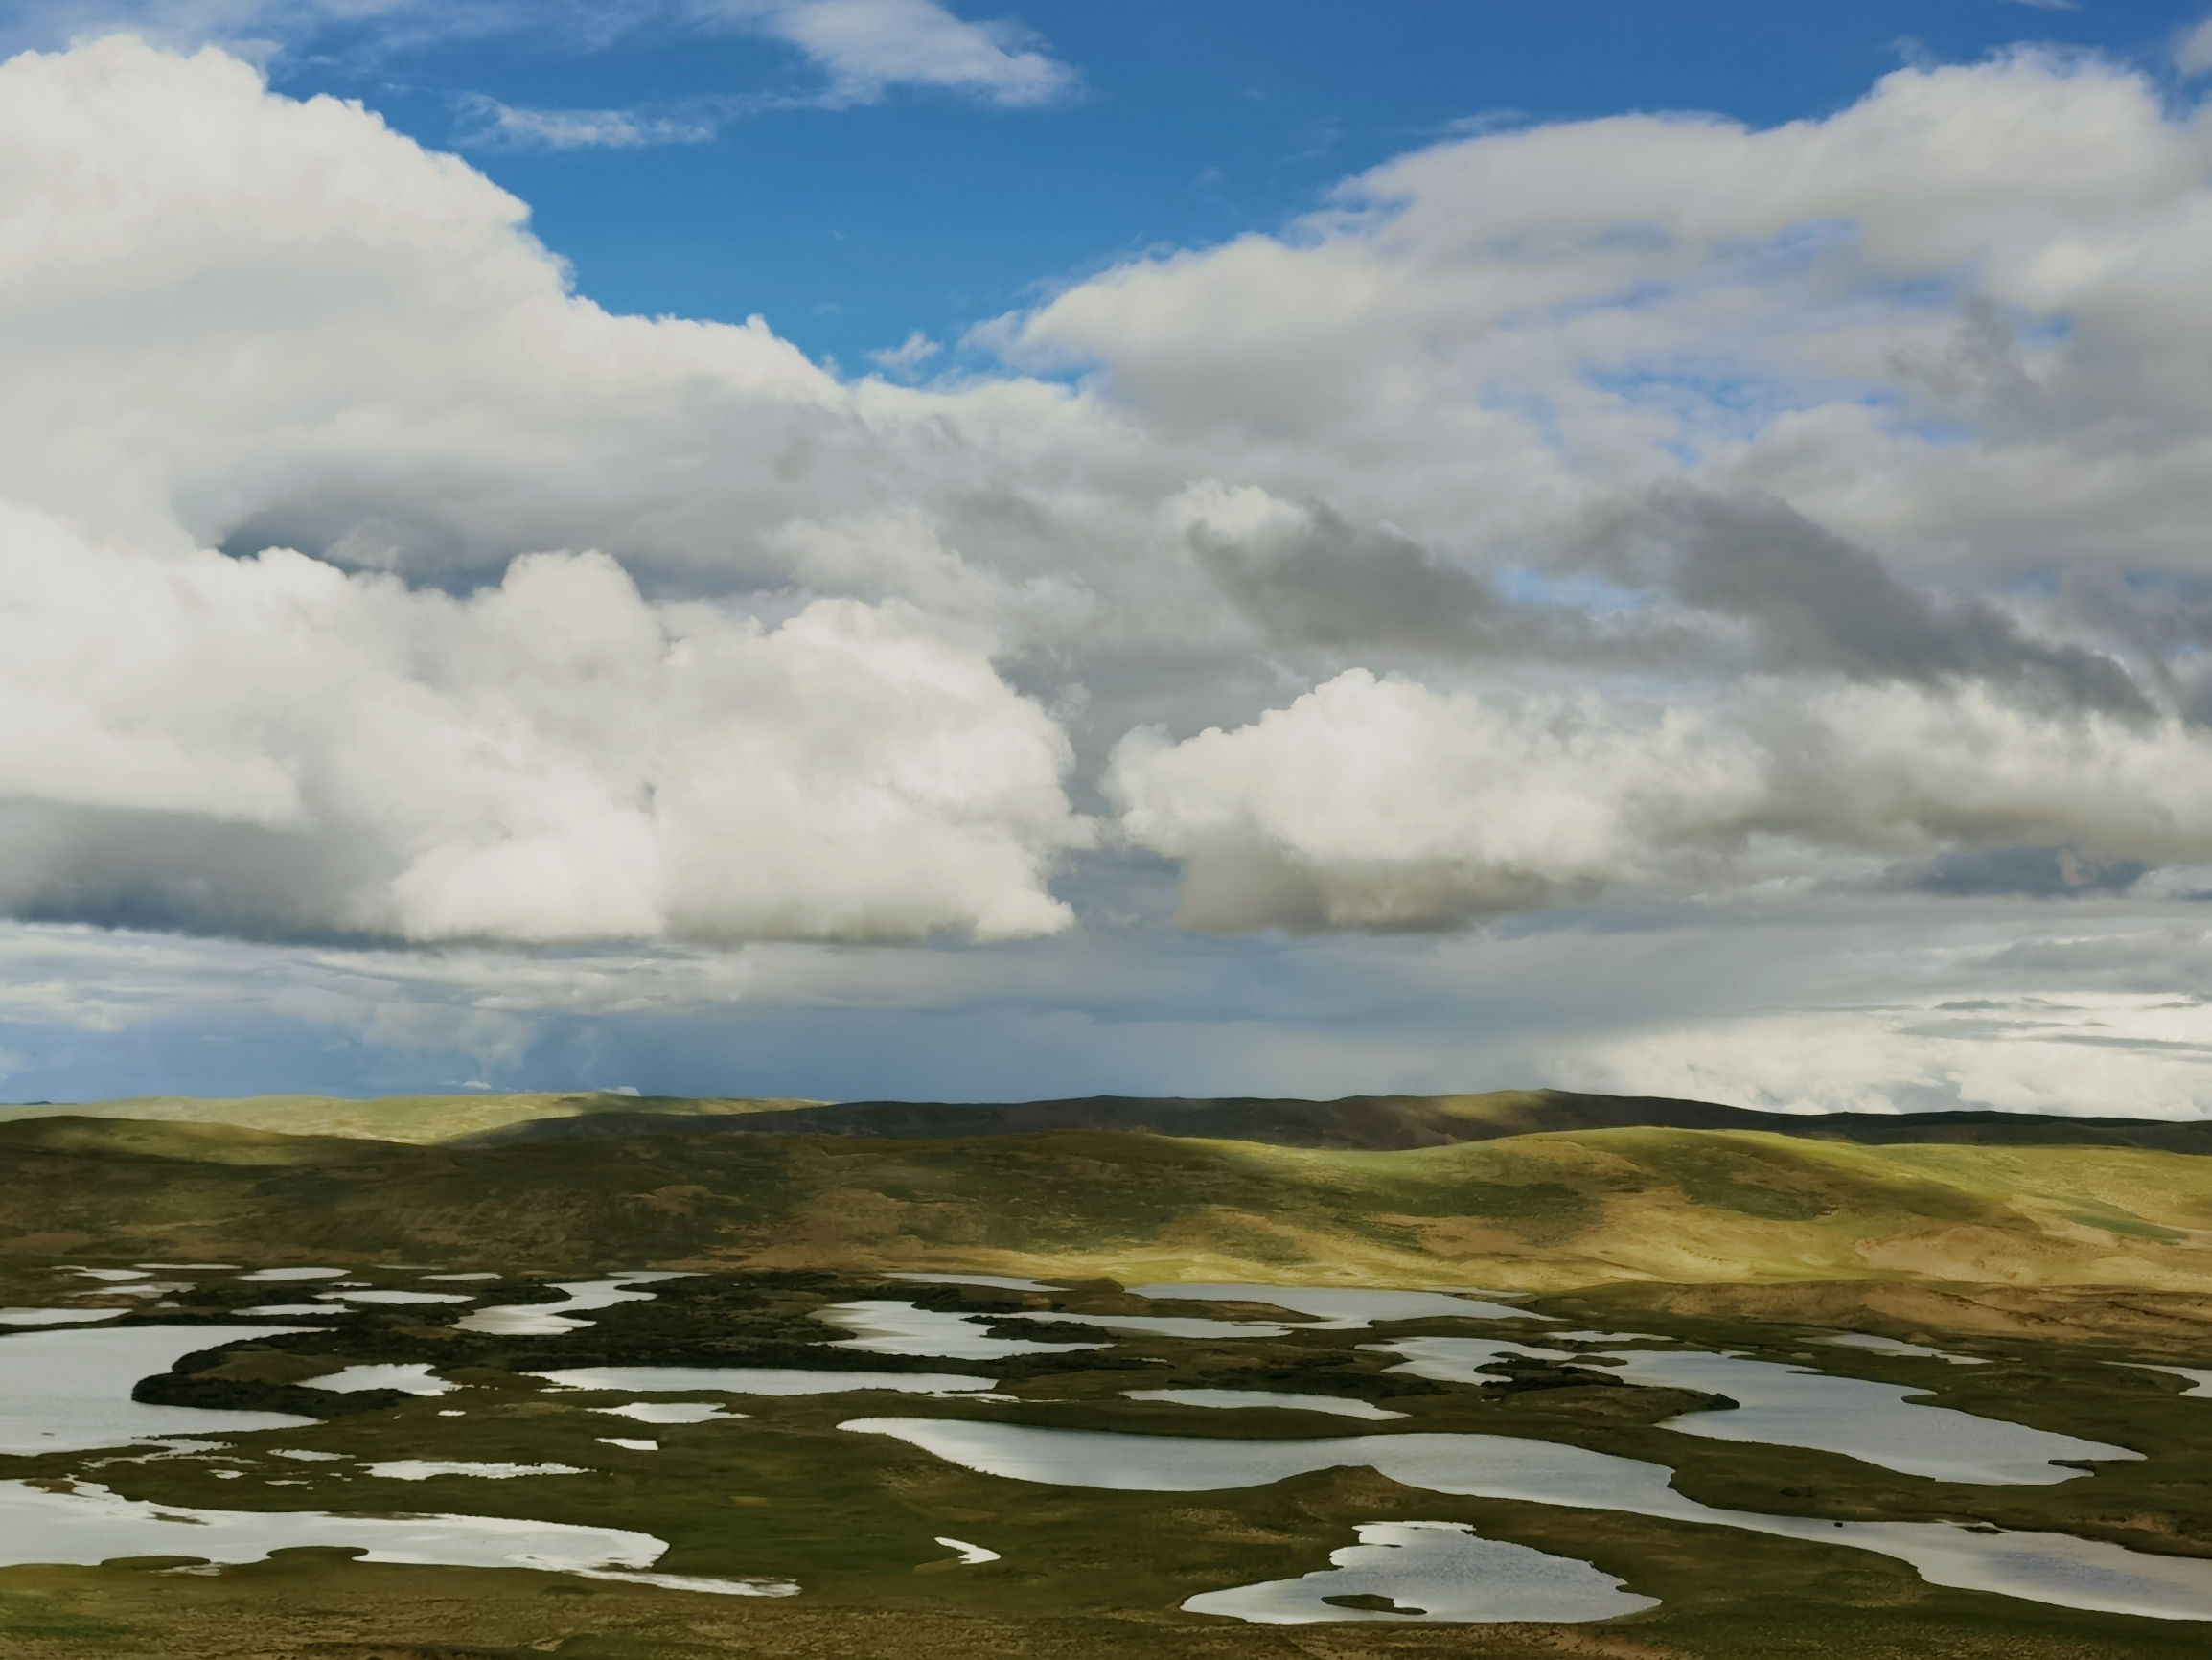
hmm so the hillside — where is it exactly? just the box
[12,1087,2212,1155]
[458,1089,2212,1155]
[5,1113,2210,1296]
[0,1091,816,1145]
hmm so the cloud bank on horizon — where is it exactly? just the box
[5,22,2212,1113]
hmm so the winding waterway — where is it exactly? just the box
[841,1418,2212,1623]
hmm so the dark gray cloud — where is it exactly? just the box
[1597,484,2152,714]
[1185,501,1508,653]
[1181,485,2153,724]
[0,807,389,944]
[1896,845,2151,899]
[1886,296,2041,433]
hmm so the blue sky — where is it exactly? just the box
[261,2,2212,367]
[4,2,2212,1111]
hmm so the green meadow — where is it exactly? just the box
[3,1091,2211,1658]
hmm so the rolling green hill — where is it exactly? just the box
[5,1111,2210,1297]
[0,1090,816,1144]
[12,1086,2212,1155]
[458,1089,2212,1155]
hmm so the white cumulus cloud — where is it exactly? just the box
[1111,669,2212,932]
[9,25,2212,1055]
[0,501,1086,943]
[1110,672,1764,931]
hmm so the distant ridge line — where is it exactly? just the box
[447,1090,2212,1155]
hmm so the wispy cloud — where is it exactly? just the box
[454,93,730,151]
[2001,0,2082,13]
[0,0,528,56]
[4,0,1078,110]
[697,0,1075,108]
[2180,16,2212,75]
[867,330,941,375]
[447,4,1079,150]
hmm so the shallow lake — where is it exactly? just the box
[1004,1309,1296,1341]
[1131,1284,1537,1328]
[1368,1335,1563,1382]
[534,1366,1001,1397]
[0,1308,126,1326]
[818,1300,1101,1359]
[456,1273,687,1336]
[592,1401,743,1423]
[1183,1519,1658,1624]
[2125,1365,2212,1397]
[841,1418,2212,1622]
[1372,1337,2130,1485]
[1818,1333,1988,1365]
[891,1273,1058,1293]
[364,1460,583,1481]
[0,1478,791,1595]
[301,1363,455,1396]
[318,1289,474,1305]
[1597,1348,2134,1485]
[0,1324,316,1454]
[73,1280,192,1299]
[1126,1389,1405,1421]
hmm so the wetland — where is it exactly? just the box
[5,1091,2212,1656]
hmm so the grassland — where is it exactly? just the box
[5,1109,2212,1299]
[0,1092,815,1146]
[6,1265,2212,1659]
[17,1086,2212,1155]
[4,1091,2212,1657]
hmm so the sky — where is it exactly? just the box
[5,3,2212,1113]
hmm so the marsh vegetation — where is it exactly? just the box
[3,1092,2211,1656]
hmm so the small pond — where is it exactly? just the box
[2123,1365,2212,1397]
[301,1363,455,1396]
[821,1298,1293,1354]
[1130,1284,1537,1328]
[1817,1333,1988,1365]
[0,1478,790,1596]
[1598,1348,2134,1485]
[456,1273,687,1336]
[364,1461,584,1481]
[1183,1519,1658,1624]
[1003,1309,1296,1341]
[0,1324,316,1454]
[533,1366,1000,1398]
[1125,1389,1404,1421]
[818,1300,1100,1360]
[1371,1337,2131,1485]
[0,1308,126,1326]
[592,1401,743,1423]
[318,1289,474,1305]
